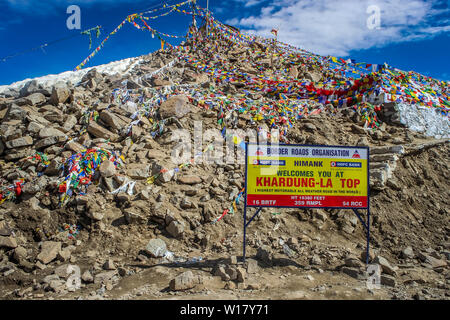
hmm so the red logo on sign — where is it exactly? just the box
[352,150,361,159]
[330,161,336,167]
[255,148,264,156]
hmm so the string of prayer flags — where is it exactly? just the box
[81,25,102,50]
[58,148,124,205]
[74,0,192,70]
[0,179,25,204]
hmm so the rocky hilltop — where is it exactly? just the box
[0,10,449,300]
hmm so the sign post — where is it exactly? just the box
[243,143,371,264]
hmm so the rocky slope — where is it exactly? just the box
[0,18,449,300]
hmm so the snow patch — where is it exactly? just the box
[396,102,450,139]
[0,56,143,96]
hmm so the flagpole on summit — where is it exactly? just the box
[191,0,197,30]
[270,29,278,69]
[206,0,209,37]
[188,0,197,53]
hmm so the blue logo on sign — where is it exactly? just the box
[332,161,361,168]
[254,160,286,166]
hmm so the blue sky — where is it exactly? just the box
[0,0,449,85]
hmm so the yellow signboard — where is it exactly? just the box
[245,144,369,209]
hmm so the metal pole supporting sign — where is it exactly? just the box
[242,142,371,264]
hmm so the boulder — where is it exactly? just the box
[43,274,60,284]
[19,80,41,97]
[126,80,141,90]
[310,254,322,266]
[224,265,238,280]
[65,141,85,153]
[50,83,70,105]
[374,255,397,276]
[94,270,117,284]
[5,136,33,149]
[127,163,151,179]
[86,207,104,221]
[166,220,184,238]
[103,259,116,270]
[342,267,365,280]
[57,249,71,262]
[48,280,67,293]
[13,246,28,261]
[5,104,27,121]
[380,274,396,287]
[423,255,447,269]
[402,246,415,259]
[145,238,167,258]
[81,270,94,283]
[214,265,230,281]
[313,209,328,222]
[44,158,63,176]
[99,111,127,131]
[23,93,46,106]
[169,271,202,291]
[37,241,61,264]
[178,175,202,185]
[87,122,119,141]
[54,264,73,280]
[38,127,67,139]
[27,121,45,134]
[159,95,190,119]
[4,149,31,161]
[159,169,174,183]
[0,236,18,249]
[0,221,11,236]
[99,160,116,178]
[62,115,77,132]
[245,259,259,274]
[256,245,273,264]
[227,255,238,265]
[35,135,67,149]
[81,68,102,83]
[236,267,246,283]
[344,255,364,268]
[124,211,146,224]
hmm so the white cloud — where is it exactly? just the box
[230,0,266,8]
[213,7,225,14]
[229,0,450,56]
[0,17,23,32]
